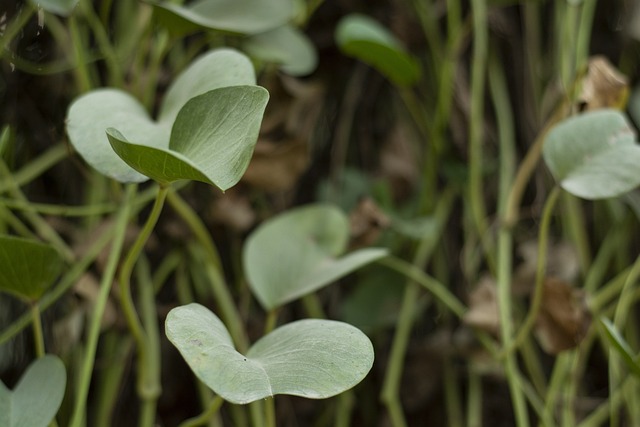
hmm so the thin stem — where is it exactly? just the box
[30,302,45,358]
[506,186,561,355]
[0,144,68,193]
[69,185,136,427]
[0,159,75,261]
[118,184,168,402]
[264,398,276,427]
[166,190,222,270]
[468,0,492,270]
[178,396,224,427]
[379,256,466,317]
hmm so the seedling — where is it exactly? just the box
[166,303,374,404]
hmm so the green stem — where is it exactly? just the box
[468,0,492,271]
[95,333,133,427]
[68,13,94,92]
[118,184,168,404]
[379,189,456,427]
[443,359,462,427]
[178,396,224,427]
[78,0,123,87]
[30,303,45,358]
[166,190,222,270]
[0,159,75,261]
[69,185,136,427]
[379,256,466,317]
[466,371,481,427]
[0,144,67,193]
[264,398,276,427]
[506,186,561,355]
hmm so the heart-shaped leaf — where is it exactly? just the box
[543,109,640,199]
[166,303,374,404]
[30,0,78,15]
[0,355,67,427]
[107,85,269,189]
[243,204,388,311]
[66,49,258,183]
[243,25,318,76]
[0,235,63,302]
[148,0,294,36]
[335,14,421,87]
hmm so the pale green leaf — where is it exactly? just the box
[66,49,259,183]
[0,355,67,427]
[543,109,640,199]
[243,204,388,310]
[107,85,269,189]
[149,0,294,36]
[243,25,318,76]
[166,303,374,404]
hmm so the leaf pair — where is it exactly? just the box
[66,49,269,190]
[166,303,374,404]
[149,0,317,76]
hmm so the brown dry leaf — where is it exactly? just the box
[348,197,390,249]
[242,138,309,191]
[209,192,256,232]
[535,277,591,355]
[241,74,323,192]
[579,56,629,111]
[463,276,500,336]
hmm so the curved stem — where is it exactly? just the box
[505,186,561,356]
[178,396,224,427]
[118,184,168,404]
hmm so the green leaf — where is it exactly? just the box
[148,0,294,36]
[0,235,63,302]
[243,25,318,76]
[599,317,640,378]
[166,303,374,404]
[542,109,640,199]
[243,204,388,310]
[29,0,78,15]
[107,85,269,189]
[66,49,258,183]
[335,14,420,87]
[0,355,67,427]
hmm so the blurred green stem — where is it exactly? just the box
[69,185,135,427]
[118,184,168,426]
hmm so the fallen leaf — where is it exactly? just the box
[463,276,500,336]
[579,56,629,111]
[535,277,591,354]
[209,192,256,232]
[513,240,580,295]
[241,138,309,191]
